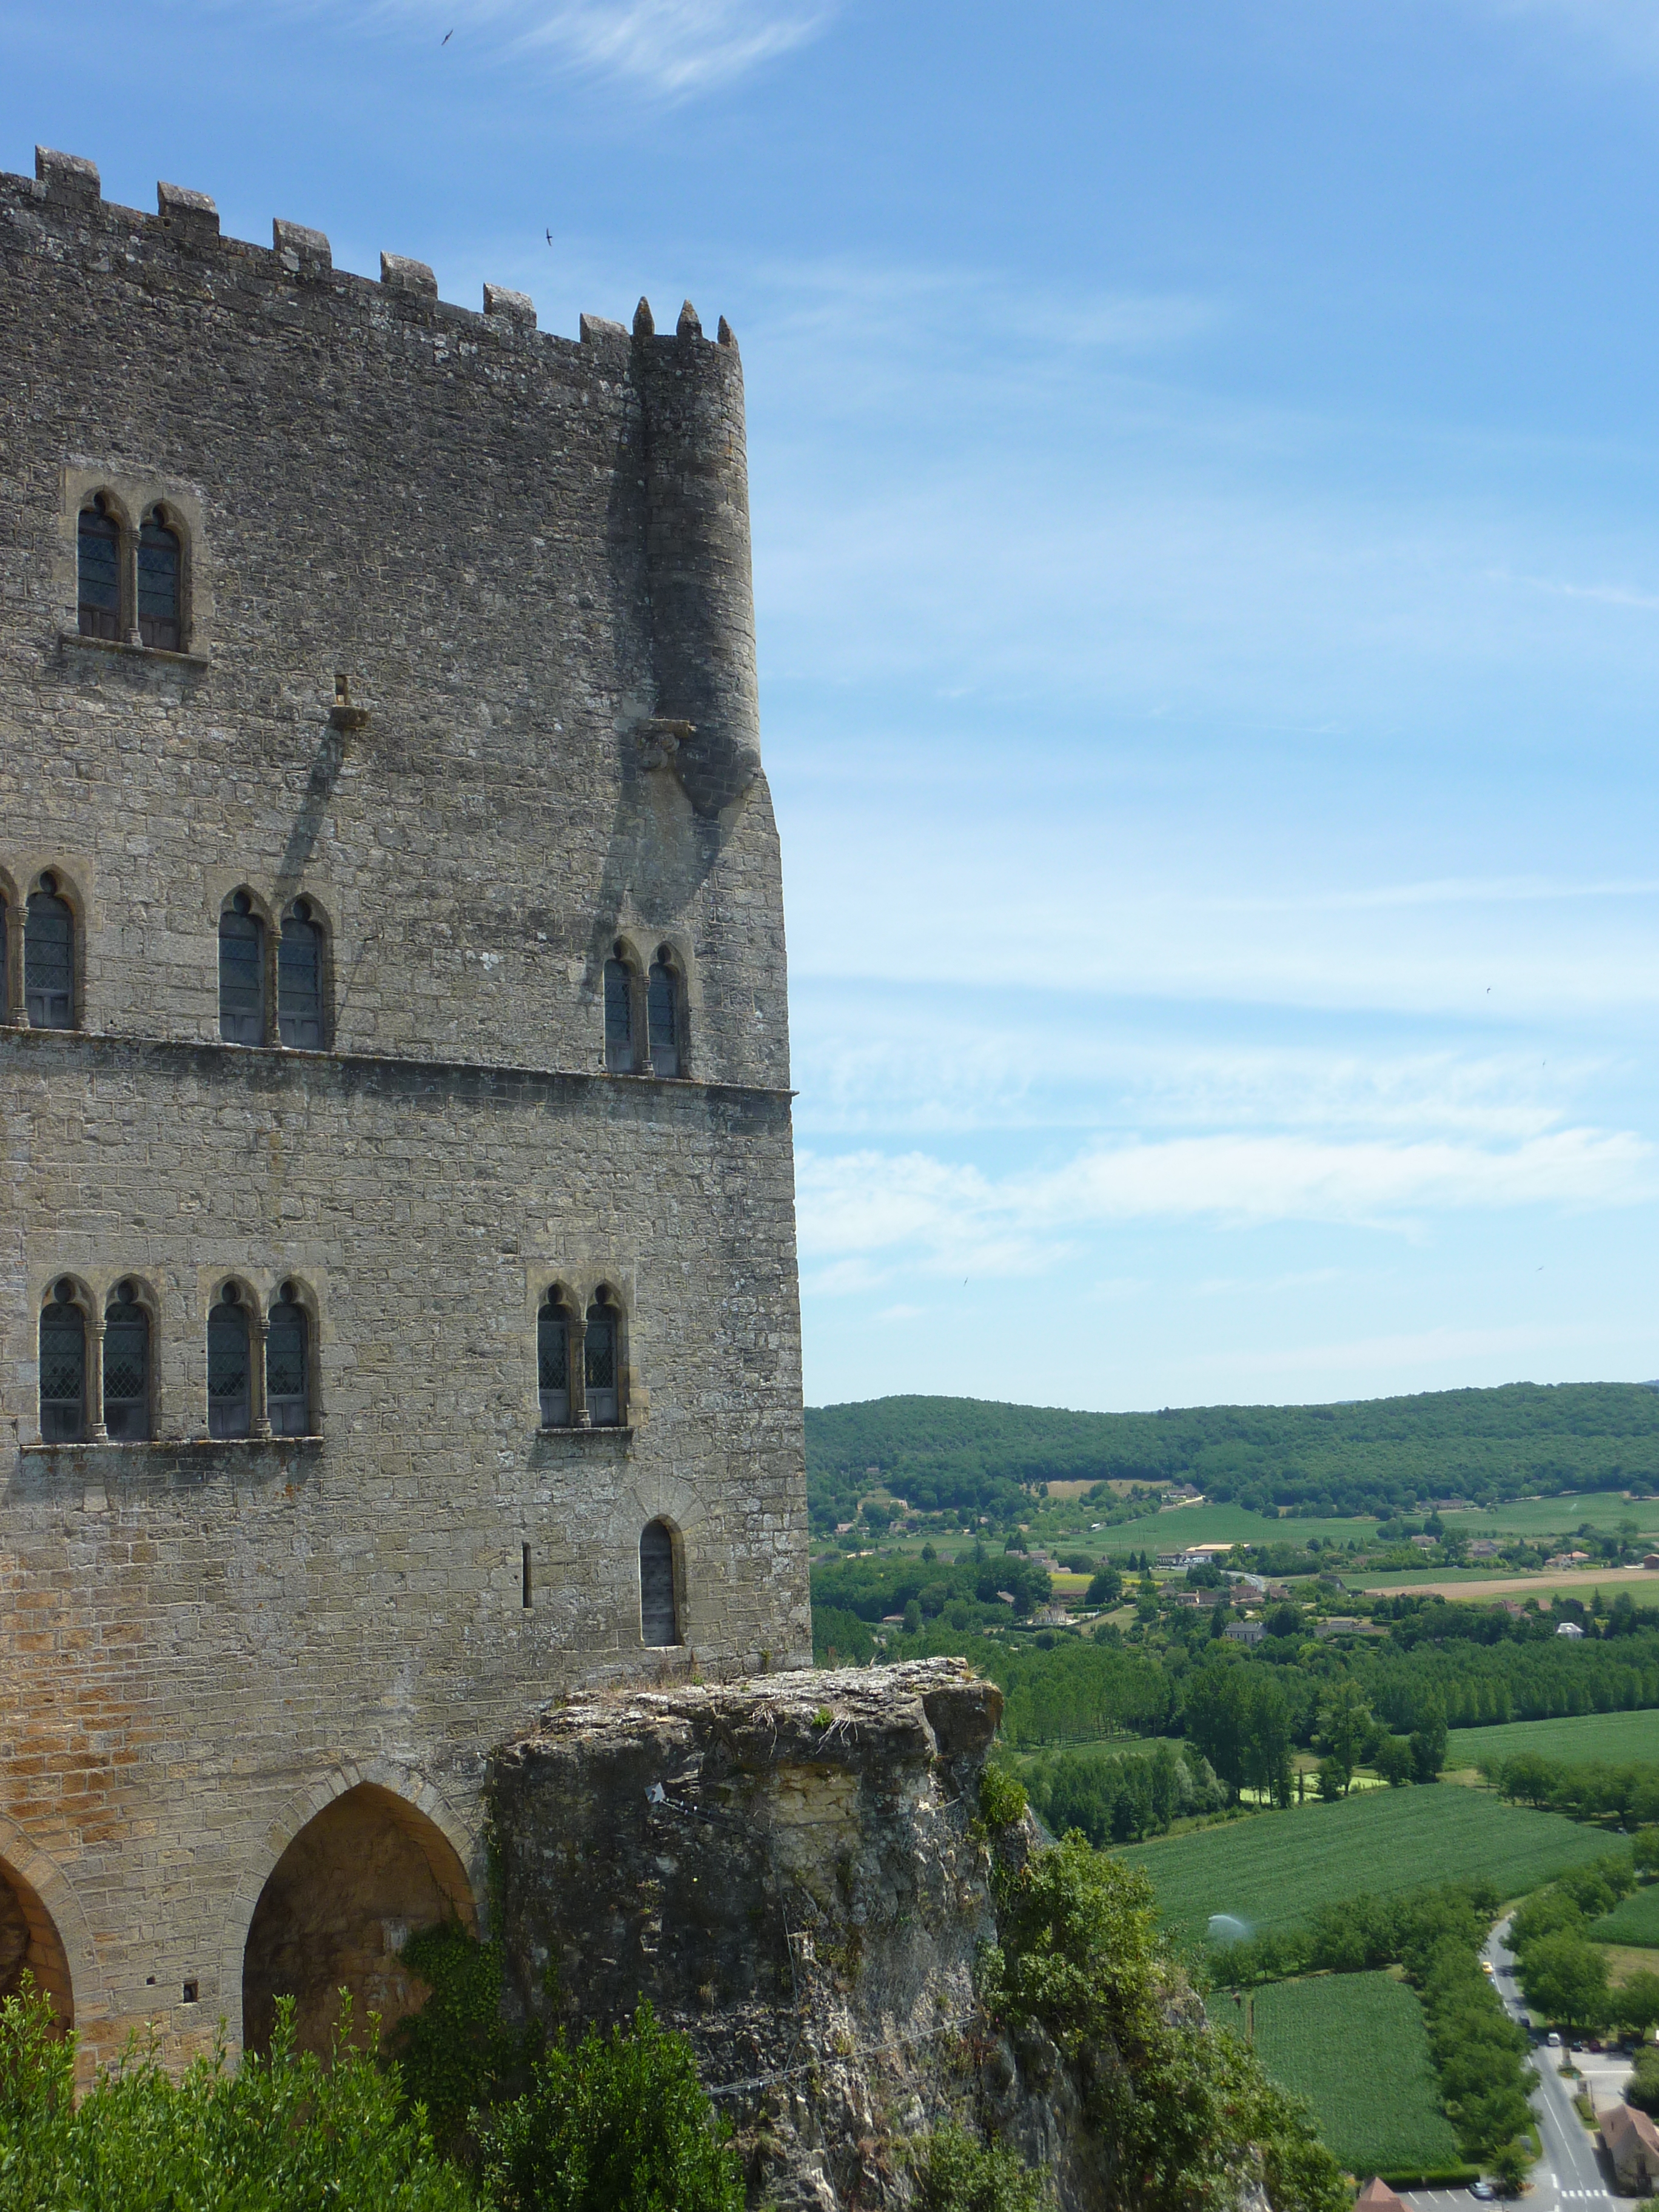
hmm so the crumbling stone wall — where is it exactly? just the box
[489,1659,1111,2212]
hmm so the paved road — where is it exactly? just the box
[1403,1918,1619,2212]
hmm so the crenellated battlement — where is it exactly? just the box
[19,144,740,378]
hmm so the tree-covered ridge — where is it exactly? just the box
[805,1382,1659,1523]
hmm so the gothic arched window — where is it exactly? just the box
[25,876,75,1030]
[603,954,634,1073]
[278,899,323,1048]
[38,1282,86,1443]
[219,893,266,1044]
[77,495,121,641]
[103,1282,151,1442]
[266,1284,310,1437]
[585,1298,620,1426]
[138,506,181,651]
[537,1296,571,1428]
[648,952,682,1078]
[640,1520,680,1646]
[207,1285,252,1439]
[0,891,9,1022]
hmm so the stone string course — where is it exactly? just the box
[0,143,809,2072]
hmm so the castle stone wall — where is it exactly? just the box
[0,146,809,2073]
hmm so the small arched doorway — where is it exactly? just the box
[0,1855,74,2033]
[241,1782,475,2057]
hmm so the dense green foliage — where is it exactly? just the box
[0,1985,469,2211]
[1111,1784,1615,1944]
[879,1621,1174,1744]
[1481,1750,1659,1825]
[1213,1880,1534,2164]
[1016,1740,1226,1844]
[1237,1972,1460,2174]
[907,2125,1046,2212]
[476,2003,745,2212]
[1506,1858,1659,2036]
[806,1386,1659,1525]
[390,1923,540,2155]
[810,1550,1056,1626]
[983,1836,1346,2212]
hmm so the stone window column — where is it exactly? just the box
[122,526,141,649]
[252,1310,272,1439]
[571,1310,590,1429]
[87,1312,107,1443]
[629,967,652,1076]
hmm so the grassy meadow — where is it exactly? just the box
[1113,1785,1616,1945]
[1590,1888,1659,1946]
[1088,1503,1376,1557]
[1444,1709,1659,1769]
[1230,1972,1460,2176]
[1440,1498,1659,1541]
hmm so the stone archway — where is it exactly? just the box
[0,1854,74,2033]
[241,1781,476,2057]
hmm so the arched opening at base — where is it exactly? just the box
[241,1782,475,2058]
[0,1857,73,2033]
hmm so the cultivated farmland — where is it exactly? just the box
[1446,1710,1659,1769]
[1227,1973,1460,2176]
[1114,1785,1616,1943]
[1590,1887,1659,1947]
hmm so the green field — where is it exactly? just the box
[1445,1710,1659,1769]
[1225,1973,1460,2175]
[1091,1503,1377,1557]
[1591,1887,1659,1946]
[1442,1497,1659,1540]
[1113,1784,1617,1943]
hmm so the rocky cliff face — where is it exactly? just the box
[488,1657,1107,2210]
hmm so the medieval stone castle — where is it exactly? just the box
[0,144,810,2077]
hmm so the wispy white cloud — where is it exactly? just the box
[272,0,833,96]
[796,1126,1655,1289]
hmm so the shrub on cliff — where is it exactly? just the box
[475,1999,745,2212]
[910,2123,1045,2211]
[0,1979,468,2211]
[981,1838,1346,2212]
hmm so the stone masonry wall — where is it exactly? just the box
[0,142,809,2077]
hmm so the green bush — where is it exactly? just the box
[982,1837,1346,2212]
[0,1977,469,2211]
[910,2123,1045,2211]
[476,2000,745,2212]
[980,1766,1029,1831]
[1626,2048,1659,2116]
[391,1922,540,2153]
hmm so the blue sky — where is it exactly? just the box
[16,0,1659,1412]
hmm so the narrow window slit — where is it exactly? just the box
[521,1544,532,1610]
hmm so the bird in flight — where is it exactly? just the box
[441,26,453,41]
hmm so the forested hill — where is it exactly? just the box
[803,1384,1659,1526]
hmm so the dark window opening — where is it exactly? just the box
[24,877,73,1029]
[103,1284,150,1441]
[603,956,633,1073]
[278,901,323,1049]
[640,1520,679,1646]
[207,1287,250,1439]
[537,1300,569,1427]
[77,497,121,641]
[219,894,264,1044]
[0,896,8,1022]
[39,1283,85,1443]
[648,956,680,1078]
[137,508,181,651]
[585,1301,620,1426]
[266,1285,310,1437]
[521,1544,532,1610]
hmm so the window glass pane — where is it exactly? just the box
[24,893,73,1028]
[208,1302,250,1439]
[585,1304,619,1425]
[640,1521,678,1645]
[78,506,120,640]
[603,959,632,1071]
[648,963,679,1077]
[137,518,179,650]
[103,1301,149,1439]
[266,1301,309,1436]
[538,1305,569,1426]
[39,1304,85,1442]
[278,917,322,1048]
[219,911,264,1042]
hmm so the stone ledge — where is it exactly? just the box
[58,630,209,671]
[19,1435,324,1455]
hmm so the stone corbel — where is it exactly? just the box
[637,718,694,774]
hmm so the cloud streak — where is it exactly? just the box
[796,1127,1655,1287]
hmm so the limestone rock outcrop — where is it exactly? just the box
[489,1657,1109,2210]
